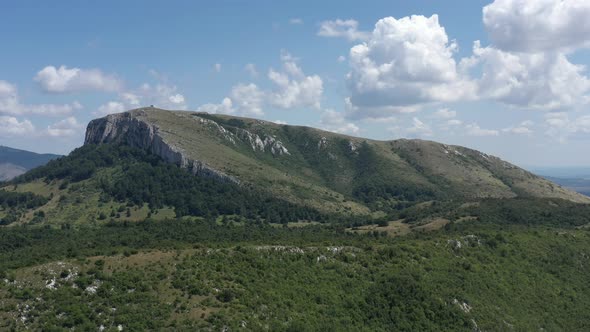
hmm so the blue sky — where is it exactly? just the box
[1,0,589,167]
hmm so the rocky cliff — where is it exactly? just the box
[85,108,240,183]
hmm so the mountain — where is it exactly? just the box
[85,107,589,209]
[2,106,588,226]
[0,146,61,181]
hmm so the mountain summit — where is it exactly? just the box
[85,107,589,212]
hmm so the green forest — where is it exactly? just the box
[1,217,590,331]
[9,144,322,223]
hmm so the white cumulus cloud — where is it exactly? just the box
[120,92,140,107]
[129,83,187,109]
[346,15,475,119]
[96,101,126,116]
[463,41,590,110]
[318,19,370,41]
[196,97,234,114]
[432,108,456,119]
[169,93,185,104]
[503,120,534,135]
[465,123,500,136]
[344,4,590,116]
[96,78,187,116]
[406,117,433,137]
[196,52,323,116]
[344,97,420,121]
[504,126,533,135]
[0,80,82,116]
[544,112,590,142]
[196,84,265,116]
[466,0,590,111]
[483,0,590,53]
[229,83,265,116]
[319,109,360,135]
[45,117,84,137]
[35,65,122,93]
[244,63,259,78]
[267,52,323,109]
[0,116,35,137]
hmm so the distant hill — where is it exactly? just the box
[530,167,590,197]
[0,146,61,181]
[0,163,26,181]
[543,176,590,197]
[531,167,590,179]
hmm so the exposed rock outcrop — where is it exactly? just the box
[318,137,328,150]
[197,116,290,155]
[198,118,237,144]
[85,109,239,184]
[348,141,357,152]
[235,128,290,155]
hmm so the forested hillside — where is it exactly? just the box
[83,108,589,215]
[2,144,323,226]
[2,211,590,331]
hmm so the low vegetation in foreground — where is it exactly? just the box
[1,213,590,331]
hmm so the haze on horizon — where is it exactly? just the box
[1,0,590,168]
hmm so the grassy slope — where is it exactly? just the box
[145,111,372,215]
[2,169,176,227]
[133,109,590,208]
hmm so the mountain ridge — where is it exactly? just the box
[84,107,590,208]
[3,106,586,227]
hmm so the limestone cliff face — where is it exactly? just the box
[197,117,290,155]
[84,110,239,184]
